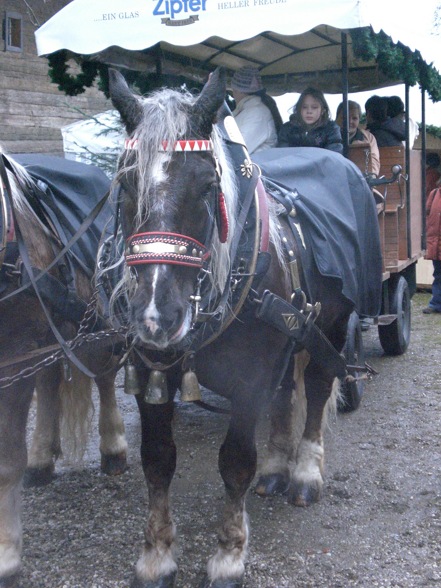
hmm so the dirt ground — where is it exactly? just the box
[20,291,441,588]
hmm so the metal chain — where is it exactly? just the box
[0,278,128,390]
[0,326,128,389]
[76,279,103,337]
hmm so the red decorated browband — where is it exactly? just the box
[124,139,213,152]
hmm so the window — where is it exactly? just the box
[5,12,23,52]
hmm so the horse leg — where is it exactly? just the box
[25,365,62,487]
[288,359,338,507]
[202,396,261,588]
[255,350,308,497]
[0,381,34,587]
[131,370,177,588]
[95,368,128,476]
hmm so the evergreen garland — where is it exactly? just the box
[48,50,100,96]
[47,28,441,103]
[47,50,201,99]
[351,27,441,102]
[425,124,441,140]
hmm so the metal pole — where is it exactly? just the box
[421,88,426,251]
[341,32,349,158]
[405,83,411,259]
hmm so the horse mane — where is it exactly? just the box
[0,144,37,219]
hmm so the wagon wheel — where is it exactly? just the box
[338,311,365,412]
[378,276,411,356]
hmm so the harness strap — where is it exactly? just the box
[255,290,347,379]
[0,154,111,378]
[256,178,270,252]
[0,170,110,305]
[187,161,260,351]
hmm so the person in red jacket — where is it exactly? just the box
[423,185,441,314]
[425,152,441,198]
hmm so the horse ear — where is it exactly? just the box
[192,67,227,136]
[108,68,144,136]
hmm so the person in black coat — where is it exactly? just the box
[365,95,406,147]
[277,87,343,153]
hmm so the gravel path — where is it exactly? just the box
[20,291,441,588]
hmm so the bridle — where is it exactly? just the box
[123,137,227,271]
[121,137,231,324]
[125,231,210,269]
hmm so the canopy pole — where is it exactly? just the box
[341,32,349,158]
[405,83,411,259]
[421,88,426,251]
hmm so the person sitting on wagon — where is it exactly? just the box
[365,95,406,147]
[336,99,380,177]
[230,66,283,154]
[386,95,419,148]
[277,87,343,153]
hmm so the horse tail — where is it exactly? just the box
[323,377,341,429]
[292,350,342,431]
[59,364,94,465]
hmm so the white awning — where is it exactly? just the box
[35,0,440,94]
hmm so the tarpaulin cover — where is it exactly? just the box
[253,147,383,317]
[14,155,112,274]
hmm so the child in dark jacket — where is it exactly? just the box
[277,87,343,153]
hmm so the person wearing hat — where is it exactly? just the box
[230,66,282,154]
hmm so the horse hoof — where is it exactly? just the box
[254,473,289,497]
[23,465,55,488]
[0,573,19,588]
[101,452,128,476]
[131,571,177,588]
[199,576,243,588]
[288,481,322,507]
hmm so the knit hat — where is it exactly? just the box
[231,67,263,94]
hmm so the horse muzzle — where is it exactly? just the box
[131,298,192,349]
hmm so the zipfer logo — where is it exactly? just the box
[153,0,207,25]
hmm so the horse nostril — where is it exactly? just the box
[144,314,159,334]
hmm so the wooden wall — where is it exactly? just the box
[0,0,111,156]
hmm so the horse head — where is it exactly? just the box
[109,68,234,349]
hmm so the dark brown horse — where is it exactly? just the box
[106,67,382,588]
[0,150,128,587]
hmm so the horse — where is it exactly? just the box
[105,65,383,588]
[0,149,128,587]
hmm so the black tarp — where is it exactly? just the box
[14,154,113,274]
[253,147,383,318]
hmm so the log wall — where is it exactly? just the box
[0,0,111,156]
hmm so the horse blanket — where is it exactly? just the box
[253,147,382,318]
[14,154,112,274]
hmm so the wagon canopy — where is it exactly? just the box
[34,0,439,95]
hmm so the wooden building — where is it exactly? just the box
[0,0,110,155]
